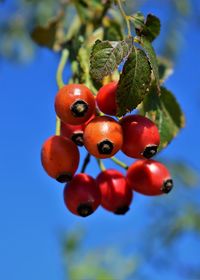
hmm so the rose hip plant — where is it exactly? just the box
[36,0,185,218]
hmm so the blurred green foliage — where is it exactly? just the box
[62,228,138,280]
[0,0,196,62]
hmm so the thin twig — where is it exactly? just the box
[55,49,69,136]
[56,49,69,89]
[116,0,131,37]
[96,158,106,172]
[81,153,91,173]
[110,156,129,170]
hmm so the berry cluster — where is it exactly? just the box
[41,82,173,217]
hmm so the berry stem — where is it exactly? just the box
[81,153,91,173]
[116,0,132,37]
[55,117,61,136]
[55,49,69,136]
[97,158,106,171]
[56,49,69,89]
[84,75,98,96]
[110,156,128,170]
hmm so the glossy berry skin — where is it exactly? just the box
[63,173,101,217]
[61,114,95,147]
[61,122,84,146]
[83,116,123,159]
[126,160,173,196]
[96,169,133,215]
[41,135,80,183]
[96,81,118,115]
[55,84,95,125]
[121,115,160,159]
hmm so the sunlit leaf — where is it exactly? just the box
[141,85,185,150]
[117,46,151,116]
[141,37,160,90]
[90,38,133,81]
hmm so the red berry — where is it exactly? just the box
[63,173,101,217]
[61,114,96,146]
[55,84,95,125]
[83,116,123,159]
[126,160,173,195]
[61,122,84,146]
[121,115,160,159]
[96,81,118,115]
[41,135,80,182]
[96,169,133,215]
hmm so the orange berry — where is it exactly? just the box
[83,116,123,158]
[41,135,80,182]
[55,84,95,125]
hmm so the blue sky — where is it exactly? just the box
[0,1,200,280]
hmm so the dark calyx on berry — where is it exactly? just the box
[71,100,88,117]
[56,172,73,183]
[97,140,114,155]
[77,204,93,217]
[142,145,158,159]
[114,206,130,215]
[161,179,174,194]
[71,132,84,146]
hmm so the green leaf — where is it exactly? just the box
[143,14,161,42]
[90,38,133,81]
[129,12,145,33]
[141,86,185,150]
[157,56,174,84]
[140,37,160,90]
[116,46,151,116]
[103,19,123,41]
[31,15,63,50]
[130,13,160,42]
[74,0,112,24]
